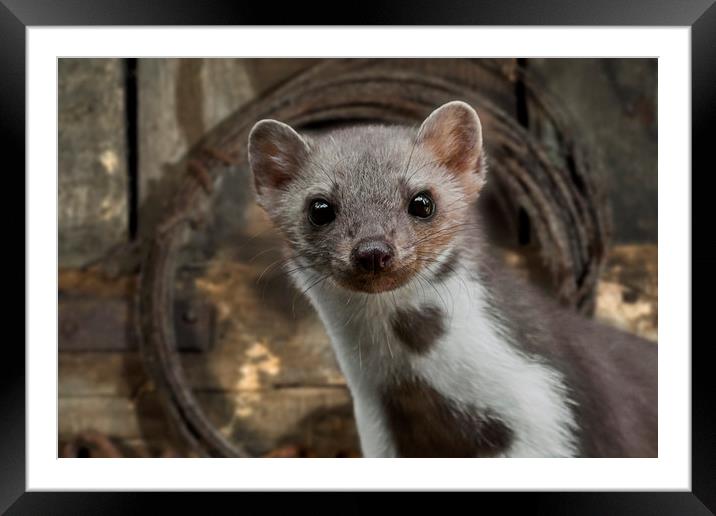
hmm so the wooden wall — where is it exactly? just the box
[59,58,657,268]
[58,58,657,457]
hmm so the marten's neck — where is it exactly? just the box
[290,246,579,458]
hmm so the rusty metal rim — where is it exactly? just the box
[138,59,611,457]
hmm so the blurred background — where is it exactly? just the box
[58,58,657,458]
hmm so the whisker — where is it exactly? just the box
[415,268,449,314]
[292,272,331,318]
[407,222,481,248]
[247,246,283,263]
[255,256,294,284]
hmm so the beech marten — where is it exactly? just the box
[247,101,657,457]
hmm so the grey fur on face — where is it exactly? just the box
[248,101,486,294]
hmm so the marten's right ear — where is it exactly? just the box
[248,119,310,201]
[417,101,485,197]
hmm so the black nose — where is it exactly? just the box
[352,239,395,273]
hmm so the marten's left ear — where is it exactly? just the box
[248,119,310,203]
[417,101,485,192]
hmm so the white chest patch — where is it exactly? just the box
[291,261,579,457]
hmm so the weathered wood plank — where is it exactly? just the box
[59,352,146,397]
[59,387,358,457]
[58,268,216,352]
[59,58,128,267]
[59,395,170,441]
[59,436,181,458]
[59,297,136,352]
[59,334,346,396]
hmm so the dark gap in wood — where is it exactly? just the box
[515,58,530,128]
[517,207,531,246]
[124,58,139,239]
[514,60,538,251]
[566,152,587,196]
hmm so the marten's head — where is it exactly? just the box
[248,101,486,293]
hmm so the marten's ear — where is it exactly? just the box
[417,101,485,192]
[248,119,310,200]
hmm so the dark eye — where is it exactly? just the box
[408,192,435,219]
[308,198,336,226]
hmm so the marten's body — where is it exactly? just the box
[248,101,657,457]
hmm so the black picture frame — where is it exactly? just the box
[6,0,714,513]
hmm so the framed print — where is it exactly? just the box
[8,0,715,512]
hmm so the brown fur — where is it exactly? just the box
[382,378,513,457]
[390,304,446,354]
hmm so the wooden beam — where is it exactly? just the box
[59,58,129,267]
